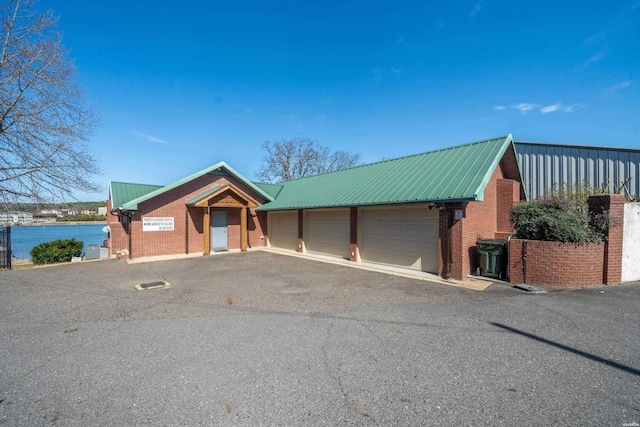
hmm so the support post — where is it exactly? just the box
[589,194,626,284]
[240,207,248,251]
[297,209,306,253]
[203,207,211,255]
[349,207,359,262]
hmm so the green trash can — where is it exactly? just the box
[477,239,507,279]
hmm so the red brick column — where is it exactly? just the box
[496,179,521,236]
[438,209,448,278]
[349,207,359,262]
[588,194,626,284]
[297,209,306,253]
[438,205,465,280]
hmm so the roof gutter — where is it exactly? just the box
[256,197,477,212]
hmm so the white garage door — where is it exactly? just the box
[268,211,298,251]
[305,209,350,259]
[360,205,439,273]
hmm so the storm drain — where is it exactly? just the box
[135,281,171,291]
[513,283,546,294]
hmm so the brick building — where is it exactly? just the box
[108,135,523,280]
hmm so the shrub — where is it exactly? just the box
[510,199,604,243]
[56,214,106,222]
[30,238,83,264]
[546,180,608,213]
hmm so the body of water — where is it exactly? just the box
[9,224,107,259]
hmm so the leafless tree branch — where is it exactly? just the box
[0,0,100,203]
[255,137,360,183]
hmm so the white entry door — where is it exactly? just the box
[211,211,228,252]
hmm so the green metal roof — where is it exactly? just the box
[257,135,515,211]
[115,162,274,211]
[185,185,225,206]
[110,182,164,210]
[252,182,284,199]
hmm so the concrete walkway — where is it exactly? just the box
[126,246,496,291]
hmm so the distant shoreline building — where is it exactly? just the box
[0,212,34,225]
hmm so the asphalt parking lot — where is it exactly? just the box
[0,251,638,426]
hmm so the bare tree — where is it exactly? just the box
[256,138,360,183]
[0,0,100,204]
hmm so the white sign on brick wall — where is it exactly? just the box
[142,217,174,231]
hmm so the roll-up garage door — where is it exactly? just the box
[305,209,350,259]
[360,205,438,272]
[268,211,298,251]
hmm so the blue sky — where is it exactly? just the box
[37,0,639,201]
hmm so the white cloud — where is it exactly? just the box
[315,115,328,120]
[493,105,506,111]
[606,80,633,92]
[583,50,607,67]
[469,0,482,17]
[130,131,167,144]
[510,103,539,113]
[540,103,575,114]
[540,104,560,114]
[437,22,445,29]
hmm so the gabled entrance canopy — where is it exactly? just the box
[186,184,259,254]
[186,184,259,208]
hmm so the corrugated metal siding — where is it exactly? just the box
[515,143,640,200]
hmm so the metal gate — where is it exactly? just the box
[0,226,11,270]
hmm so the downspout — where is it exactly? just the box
[119,210,134,259]
[506,233,516,282]
[113,208,135,259]
[522,239,528,284]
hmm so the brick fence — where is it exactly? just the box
[508,194,626,287]
[509,239,605,287]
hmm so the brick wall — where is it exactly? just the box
[247,209,267,249]
[106,198,128,257]
[447,164,503,279]
[111,174,268,258]
[509,239,605,287]
[500,144,521,182]
[440,158,523,280]
[507,194,627,287]
[496,178,520,235]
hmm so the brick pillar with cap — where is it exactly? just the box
[589,194,626,285]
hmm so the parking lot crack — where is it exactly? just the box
[321,321,377,423]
